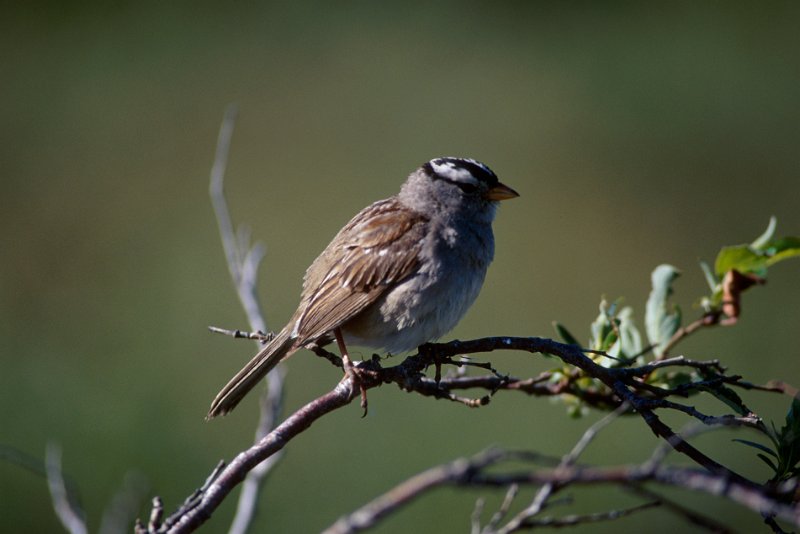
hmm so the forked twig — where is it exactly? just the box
[208,103,288,534]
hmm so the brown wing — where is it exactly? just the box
[291,198,428,344]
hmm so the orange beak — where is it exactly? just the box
[485,182,520,201]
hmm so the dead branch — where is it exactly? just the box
[46,444,88,534]
[208,103,288,534]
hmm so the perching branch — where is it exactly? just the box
[154,382,358,533]
[140,330,793,532]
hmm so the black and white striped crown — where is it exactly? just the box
[423,157,499,191]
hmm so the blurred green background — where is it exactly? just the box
[2,2,799,532]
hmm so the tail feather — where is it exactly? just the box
[207,328,295,419]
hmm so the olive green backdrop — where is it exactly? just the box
[2,2,799,533]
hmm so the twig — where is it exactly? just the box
[494,403,629,533]
[322,448,515,534]
[209,104,267,331]
[624,484,733,533]
[513,501,661,528]
[207,103,288,534]
[466,463,799,523]
[228,365,286,534]
[45,443,88,534]
[148,498,164,532]
[471,497,486,534]
[207,326,273,343]
[99,472,149,534]
[482,485,518,532]
[658,313,720,360]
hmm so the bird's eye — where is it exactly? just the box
[456,182,479,194]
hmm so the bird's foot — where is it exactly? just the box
[335,328,369,417]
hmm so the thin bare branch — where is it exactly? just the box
[495,403,629,533]
[207,326,273,343]
[322,431,799,534]
[517,501,661,528]
[658,312,721,360]
[148,497,164,532]
[46,443,88,534]
[472,497,486,534]
[624,484,733,533]
[468,463,799,525]
[322,448,514,534]
[482,485,518,532]
[207,104,288,534]
[100,472,149,534]
[228,365,286,534]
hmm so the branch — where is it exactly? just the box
[322,448,514,534]
[658,312,721,359]
[209,104,267,332]
[623,485,734,533]
[160,382,358,533]
[422,337,764,485]
[227,365,286,534]
[506,502,661,528]
[46,444,88,534]
[207,103,288,534]
[494,403,629,533]
[324,445,799,533]
[147,331,789,531]
[100,472,149,534]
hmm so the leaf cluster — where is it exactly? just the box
[552,219,800,479]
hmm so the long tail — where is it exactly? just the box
[207,328,295,419]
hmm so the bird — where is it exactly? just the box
[207,157,518,418]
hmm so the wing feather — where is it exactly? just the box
[292,199,428,343]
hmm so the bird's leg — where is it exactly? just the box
[334,328,368,415]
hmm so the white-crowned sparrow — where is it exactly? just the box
[208,157,518,418]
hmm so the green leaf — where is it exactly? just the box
[714,245,768,277]
[589,301,611,351]
[784,397,800,434]
[713,218,800,278]
[553,322,581,346]
[645,265,682,357]
[601,328,619,352]
[775,397,800,478]
[764,237,800,266]
[750,216,777,250]
[732,438,778,457]
[617,306,643,359]
[756,453,779,473]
